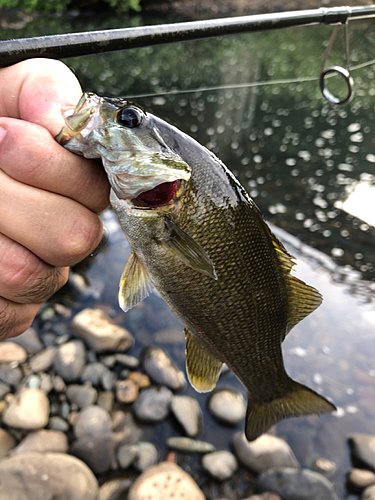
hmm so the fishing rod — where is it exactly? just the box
[0,5,375,67]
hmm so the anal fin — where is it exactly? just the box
[185,328,223,393]
[118,250,154,312]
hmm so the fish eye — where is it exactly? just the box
[116,107,143,128]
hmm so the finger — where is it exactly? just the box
[0,169,103,267]
[0,233,69,304]
[0,117,110,214]
[0,298,42,341]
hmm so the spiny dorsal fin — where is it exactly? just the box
[185,328,223,393]
[118,250,154,312]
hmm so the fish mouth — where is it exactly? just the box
[131,180,180,208]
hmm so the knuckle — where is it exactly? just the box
[0,301,40,341]
[58,215,103,265]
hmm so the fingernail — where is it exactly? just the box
[0,126,6,143]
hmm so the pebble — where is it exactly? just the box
[115,353,140,369]
[208,388,246,425]
[142,346,186,391]
[39,373,53,393]
[99,477,132,500]
[0,364,22,386]
[134,441,159,471]
[66,384,98,408]
[312,458,337,476]
[117,443,139,469]
[48,416,70,432]
[30,346,57,372]
[0,452,98,499]
[245,494,282,500]
[11,429,68,455]
[257,468,340,500]
[70,432,119,475]
[97,391,115,413]
[54,340,86,382]
[167,436,216,454]
[171,395,202,437]
[349,434,375,472]
[363,484,375,500]
[232,432,299,473]
[72,308,133,352]
[0,342,27,363]
[101,366,117,391]
[81,362,106,385]
[9,327,43,354]
[73,404,112,438]
[202,450,238,481]
[3,388,50,430]
[128,462,205,500]
[0,429,16,459]
[348,468,375,490]
[127,371,151,389]
[116,379,139,403]
[133,386,172,423]
[52,375,66,393]
[0,381,10,398]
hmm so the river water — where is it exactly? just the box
[2,9,375,498]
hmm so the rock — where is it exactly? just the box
[127,371,151,389]
[0,381,10,398]
[244,494,282,500]
[25,374,41,389]
[71,433,119,475]
[30,346,57,372]
[171,395,202,437]
[0,452,98,499]
[72,308,133,352]
[142,347,186,391]
[208,388,246,425]
[11,429,68,455]
[101,366,117,391]
[3,388,50,430]
[257,468,340,500]
[363,484,375,500]
[115,353,140,369]
[48,416,70,432]
[116,379,139,404]
[111,410,142,444]
[66,384,98,408]
[167,436,216,454]
[0,428,16,459]
[133,386,172,423]
[74,404,112,438]
[134,442,159,471]
[99,476,132,500]
[349,434,375,472]
[9,327,43,354]
[232,432,299,473]
[128,462,205,500]
[117,443,139,469]
[54,340,86,382]
[81,362,106,385]
[52,375,66,392]
[97,391,115,413]
[312,458,337,476]
[39,373,53,393]
[348,469,375,490]
[0,364,22,386]
[0,342,27,363]
[202,450,238,481]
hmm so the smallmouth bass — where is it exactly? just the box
[56,92,336,441]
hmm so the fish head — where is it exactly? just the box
[56,92,191,213]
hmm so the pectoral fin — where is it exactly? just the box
[185,328,223,392]
[118,250,154,312]
[159,218,217,280]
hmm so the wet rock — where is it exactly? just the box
[167,436,216,454]
[74,404,112,438]
[171,395,202,437]
[232,432,299,473]
[25,373,41,389]
[348,469,375,490]
[66,384,98,408]
[115,353,140,369]
[10,327,43,354]
[111,410,143,444]
[54,340,86,382]
[71,432,119,475]
[117,443,139,469]
[30,346,57,372]
[0,364,22,386]
[72,308,133,352]
[101,366,117,391]
[257,468,340,500]
[312,458,337,476]
[134,441,159,471]
[11,429,68,455]
[133,386,172,423]
[363,484,375,500]
[97,391,115,413]
[81,362,106,385]
[0,452,98,499]
[128,462,205,500]
[142,346,186,391]
[99,476,132,500]
[349,434,375,472]
[48,416,70,432]
[3,388,49,430]
[202,450,238,481]
[0,342,27,363]
[0,428,16,459]
[116,379,139,404]
[127,371,151,389]
[208,388,246,425]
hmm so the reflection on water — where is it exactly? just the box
[3,11,375,498]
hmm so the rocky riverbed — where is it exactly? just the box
[0,306,374,499]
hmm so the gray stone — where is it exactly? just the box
[71,433,119,475]
[72,308,133,352]
[54,340,86,382]
[101,366,117,391]
[116,379,139,404]
[0,428,16,459]
[349,434,375,472]
[11,429,68,456]
[39,372,53,393]
[133,386,172,423]
[167,436,216,454]
[0,364,22,386]
[0,452,98,499]
[0,380,10,398]
[115,353,140,369]
[0,342,27,363]
[363,484,375,500]
[52,375,66,392]
[74,404,112,438]
[48,416,70,432]
[171,395,202,437]
[97,391,115,413]
[142,346,186,391]
[30,346,57,372]
[208,388,246,425]
[9,327,43,354]
[312,458,337,476]
[232,432,299,473]
[81,362,106,385]
[257,468,340,500]
[134,441,159,472]
[25,374,41,389]
[348,469,375,490]
[99,476,132,500]
[202,450,238,481]
[117,443,139,469]
[128,462,205,500]
[3,388,50,430]
[66,384,98,408]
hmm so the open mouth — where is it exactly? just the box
[131,180,179,208]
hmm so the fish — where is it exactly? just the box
[56,92,336,441]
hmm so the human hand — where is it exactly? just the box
[0,59,110,340]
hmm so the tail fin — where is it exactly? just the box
[245,379,336,441]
